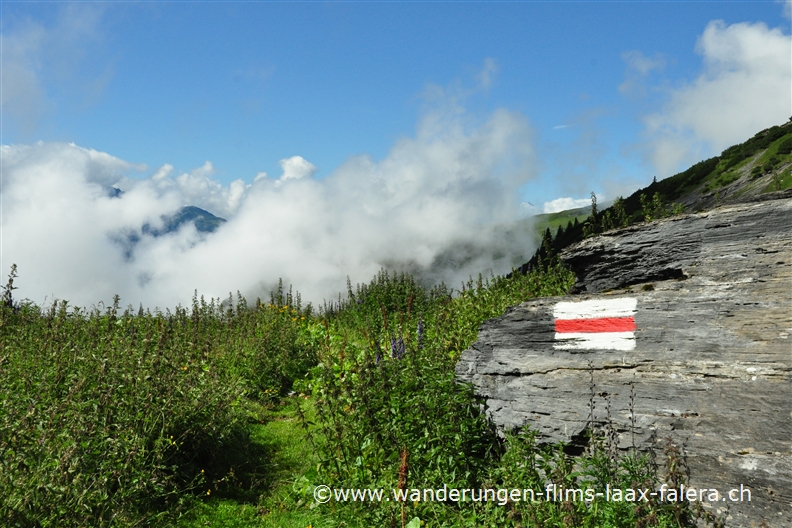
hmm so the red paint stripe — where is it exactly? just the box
[555,316,636,333]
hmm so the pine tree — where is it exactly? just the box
[601,210,614,231]
[584,191,600,236]
[541,227,553,253]
[611,197,628,227]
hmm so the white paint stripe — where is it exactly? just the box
[553,331,636,351]
[553,298,637,320]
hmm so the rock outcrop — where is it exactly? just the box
[456,198,792,527]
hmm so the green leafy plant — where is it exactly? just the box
[0,261,711,527]
[0,273,315,526]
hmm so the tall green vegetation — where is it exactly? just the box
[0,270,315,526]
[639,192,685,222]
[304,266,576,493]
[297,267,704,527]
[1,262,709,527]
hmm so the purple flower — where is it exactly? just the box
[391,337,405,360]
[374,339,382,364]
[417,318,424,349]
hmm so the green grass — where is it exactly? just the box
[532,207,590,236]
[762,166,792,192]
[174,399,332,528]
[708,131,792,193]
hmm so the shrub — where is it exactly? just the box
[298,265,580,524]
[0,298,249,526]
[776,136,792,155]
[0,273,314,526]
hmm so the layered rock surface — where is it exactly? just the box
[456,198,792,527]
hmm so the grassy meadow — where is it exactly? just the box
[0,261,714,527]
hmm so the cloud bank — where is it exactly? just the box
[542,197,592,214]
[639,19,792,176]
[2,106,538,309]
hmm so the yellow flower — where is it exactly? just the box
[207,489,211,496]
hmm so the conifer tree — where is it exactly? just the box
[601,210,614,231]
[541,227,553,254]
[612,196,629,227]
[583,191,600,236]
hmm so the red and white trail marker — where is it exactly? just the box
[553,298,637,351]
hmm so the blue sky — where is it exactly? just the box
[2,1,791,308]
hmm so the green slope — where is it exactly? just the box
[517,118,792,274]
[531,207,590,237]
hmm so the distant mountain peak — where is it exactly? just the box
[141,206,226,237]
[112,206,227,262]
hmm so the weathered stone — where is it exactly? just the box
[456,198,792,527]
[562,192,792,295]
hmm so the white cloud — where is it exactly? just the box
[1,20,50,136]
[278,156,318,182]
[0,4,109,138]
[782,0,792,20]
[2,102,539,309]
[477,58,500,90]
[618,50,666,98]
[622,50,666,75]
[521,202,540,216]
[142,161,249,219]
[638,20,792,177]
[1,143,178,304]
[542,197,592,214]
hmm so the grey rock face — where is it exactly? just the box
[457,198,792,527]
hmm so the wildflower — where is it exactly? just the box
[417,317,424,349]
[207,489,211,496]
[374,339,382,364]
[391,337,405,360]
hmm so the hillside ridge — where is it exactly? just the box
[517,118,792,275]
